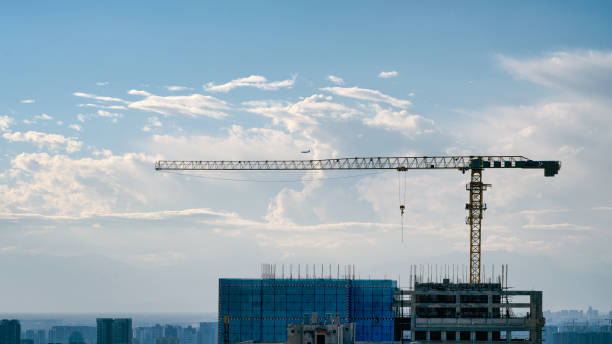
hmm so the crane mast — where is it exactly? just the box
[155,155,560,284]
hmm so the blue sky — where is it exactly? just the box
[1,1,612,313]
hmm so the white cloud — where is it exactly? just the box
[73,92,128,104]
[243,94,359,132]
[166,86,192,92]
[77,114,86,123]
[327,75,344,85]
[96,81,109,86]
[128,92,230,119]
[2,131,82,153]
[152,125,310,160]
[77,103,127,110]
[97,110,122,118]
[21,99,35,104]
[142,116,162,132]
[522,223,591,231]
[378,70,399,78]
[363,104,434,135]
[499,50,612,98]
[0,207,235,221]
[128,89,152,96]
[0,116,13,131]
[205,75,296,92]
[321,86,412,108]
[0,151,163,218]
[69,124,82,132]
[35,113,53,121]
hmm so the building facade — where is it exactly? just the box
[0,320,20,344]
[97,319,132,344]
[218,278,396,344]
[197,323,217,344]
[395,280,545,343]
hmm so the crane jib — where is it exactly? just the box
[154,154,560,284]
[154,156,560,177]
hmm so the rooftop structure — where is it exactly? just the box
[286,314,354,344]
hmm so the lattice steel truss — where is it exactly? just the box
[466,169,491,283]
[156,155,560,284]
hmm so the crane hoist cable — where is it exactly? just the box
[397,168,407,243]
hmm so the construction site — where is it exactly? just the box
[155,156,561,344]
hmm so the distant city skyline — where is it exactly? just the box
[1,1,612,312]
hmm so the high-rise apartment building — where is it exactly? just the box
[0,320,21,344]
[48,327,95,344]
[96,319,132,344]
[197,323,217,344]
[181,326,196,344]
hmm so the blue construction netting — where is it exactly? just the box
[218,278,397,344]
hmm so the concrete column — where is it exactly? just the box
[426,331,430,341]
[456,331,460,342]
[506,330,511,342]
[488,294,493,318]
[470,331,475,342]
[488,331,492,342]
[441,331,446,341]
[456,294,461,317]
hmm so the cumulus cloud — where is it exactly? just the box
[499,50,612,98]
[204,75,296,92]
[0,116,13,131]
[0,152,159,217]
[2,131,82,153]
[96,81,109,86]
[152,125,311,160]
[378,70,399,78]
[243,94,359,132]
[128,91,230,118]
[363,104,434,135]
[321,86,412,108]
[21,99,35,104]
[327,75,344,85]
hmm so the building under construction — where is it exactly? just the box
[219,264,545,344]
[218,265,395,344]
[395,281,544,343]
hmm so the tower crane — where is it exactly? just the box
[155,155,560,284]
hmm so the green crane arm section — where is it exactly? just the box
[155,155,560,176]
